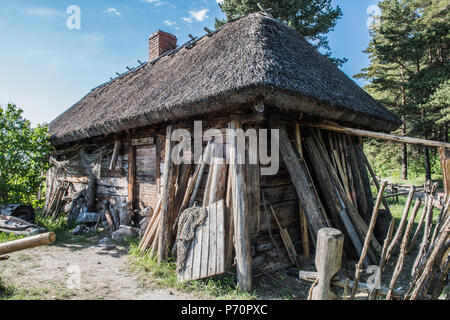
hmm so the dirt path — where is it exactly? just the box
[0,240,195,300]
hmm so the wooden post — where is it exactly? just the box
[0,232,56,256]
[268,117,329,236]
[158,125,173,263]
[229,121,252,291]
[311,228,344,300]
[156,135,161,196]
[439,148,450,196]
[128,144,137,211]
[295,122,310,258]
[109,140,122,171]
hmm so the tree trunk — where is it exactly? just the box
[401,117,408,180]
[424,146,432,182]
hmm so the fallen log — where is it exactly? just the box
[299,271,405,300]
[0,232,56,256]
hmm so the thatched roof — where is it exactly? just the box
[49,12,401,146]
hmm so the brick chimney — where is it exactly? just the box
[148,30,177,62]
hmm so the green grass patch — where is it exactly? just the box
[0,277,16,300]
[128,240,256,300]
[0,232,24,244]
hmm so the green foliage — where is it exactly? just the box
[365,138,442,181]
[215,0,346,66]
[356,0,449,180]
[128,240,255,300]
[0,104,52,207]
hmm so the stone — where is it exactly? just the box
[111,226,139,243]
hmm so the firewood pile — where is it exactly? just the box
[301,183,449,300]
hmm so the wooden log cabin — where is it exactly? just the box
[47,12,403,290]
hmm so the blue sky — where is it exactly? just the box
[0,0,380,126]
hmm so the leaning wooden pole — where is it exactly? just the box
[229,121,252,291]
[0,232,56,256]
[158,125,173,263]
[350,181,387,299]
[295,122,310,258]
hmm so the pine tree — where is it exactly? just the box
[215,0,346,66]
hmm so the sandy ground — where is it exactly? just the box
[0,240,195,300]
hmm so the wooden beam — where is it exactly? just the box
[128,144,137,211]
[229,121,252,291]
[439,147,450,196]
[109,140,122,171]
[300,122,450,149]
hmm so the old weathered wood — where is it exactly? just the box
[407,217,450,300]
[408,196,429,253]
[225,163,235,269]
[345,143,371,225]
[311,228,344,300]
[300,271,405,299]
[158,125,173,263]
[268,117,329,237]
[368,218,396,300]
[385,186,416,263]
[386,198,421,300]
[300,122,450,149]
[181,200,226,281]
[295,122,310,258]
[351,180,387,299]
[189,141,212,207]
[109,140,122,171]
[364,155,392,218]
[304,137,366,263]
[229,120,252,291]
[156,135,161,196]
[0,232,56,256]
[269,204,299,268]
[311,131,382,257]
[439,147,450,196]
[128,144,137,211]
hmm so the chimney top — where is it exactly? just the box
[148,30,177,62]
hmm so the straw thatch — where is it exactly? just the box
[49,12,401,146]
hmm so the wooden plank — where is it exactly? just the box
[200,210,210,279]
[268,117,329,237]
[300,122,450,149]
[216,200,225,274]
[208,201,217,276]
[181,200,226,282]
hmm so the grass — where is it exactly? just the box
[127,239,256,300]
[384,193,442,223]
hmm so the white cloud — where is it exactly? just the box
[188,9,209,22]
[216,0,225,5]
[107,8,122,16]
[141,0,168,6]
[26,7,63,18]
[182,17,193,23]
[164,20,176,26]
